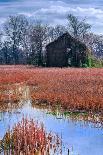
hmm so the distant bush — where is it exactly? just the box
[86,54,103,68]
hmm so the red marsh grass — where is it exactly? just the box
[0,65,103,113]
[0,117,62,155]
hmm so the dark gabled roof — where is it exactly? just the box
[46,32,70,48]
[46,32,87,50]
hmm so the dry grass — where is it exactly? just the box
[0,117,61,155]
[0,65,103,113]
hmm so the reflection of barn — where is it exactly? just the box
[46,33,88,67]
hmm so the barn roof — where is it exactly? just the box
[46,32,87,49]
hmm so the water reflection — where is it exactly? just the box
[32,102,103,128]
[0,83,103,155]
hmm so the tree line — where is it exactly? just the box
[0,14,103,67]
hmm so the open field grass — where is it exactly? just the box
[0,65,103,114]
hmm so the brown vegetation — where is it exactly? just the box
[0,66,103,113]
[0,118,61,155]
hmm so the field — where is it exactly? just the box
[0,65,103,114]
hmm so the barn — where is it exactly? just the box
[46,33,89,67]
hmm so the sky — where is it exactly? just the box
[0,0,103,34]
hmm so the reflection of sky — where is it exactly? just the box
[0,0,103,34]
[0,101,103,155]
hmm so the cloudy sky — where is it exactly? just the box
[0,0,103,34]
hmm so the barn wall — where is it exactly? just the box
[46,47,68,67]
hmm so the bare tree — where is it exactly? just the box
[48,25,67,42]
[67,14,91,41]
[29,21,48,66]
[4,15,29,64]
[84,33,103,58]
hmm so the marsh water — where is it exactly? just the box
[0,83,103,155]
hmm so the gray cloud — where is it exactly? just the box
[0,0,103,34]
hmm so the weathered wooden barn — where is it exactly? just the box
[46,33,89,67]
